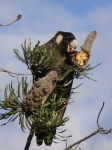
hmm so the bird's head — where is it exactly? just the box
[55,31,77,54]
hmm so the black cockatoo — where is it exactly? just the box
[32,31,77,80]
[33,31,78,146]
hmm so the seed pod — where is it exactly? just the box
[34,81,41,88]
[33,97,42,103]
[72,31,97,67]
[43,88,49,94]
[22,71,58,114]
[81,31,97,53]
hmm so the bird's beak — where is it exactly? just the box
[67,39,77,52]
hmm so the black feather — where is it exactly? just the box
[34,31,77,146]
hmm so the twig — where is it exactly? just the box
[64,102,112,150]
[63,129,99,150]
[0,15,22,26]
[97,102,112,134]
[0,67,31,77]
[97,102,105,130]
[74,143,80,150]
[24,130,34,150]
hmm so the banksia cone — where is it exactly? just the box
[71,31,97,67]
[22,71,58,115]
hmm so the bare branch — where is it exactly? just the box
[0,15,22,26]
[63,129,99,150]
[64,102,112,150]
[97,102,105,129]
[97,102,112,134]
[0,67,31,77]
[24,131,34,150]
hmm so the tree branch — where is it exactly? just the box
[63,129,99,150]
[97,102,112,134]
[64,102,112,150]
[0,15,22,26]
[97,102,105,129]
[24,130,34,150]
[0,67,31,77]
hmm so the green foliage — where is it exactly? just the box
[0,78,30,131]
[73,63,101,81]
[0,39,100,144]
[13,39,99,80]
[31,93,69,143]
[0,76,70,139]
[13,40,56,72]
[31,92,69,129]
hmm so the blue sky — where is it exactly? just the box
[0,1,112,150]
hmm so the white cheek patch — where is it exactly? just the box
[56,34,63,44]
[70,39,77,48]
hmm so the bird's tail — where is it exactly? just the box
[35,128,56,146]
[35,131,46,146]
